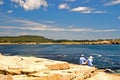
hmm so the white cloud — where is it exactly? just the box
[1,18,116,33]
[11,0,48,10]
[70,6,94,13]
[0,17,118,40]
[14,5,18,8]
[91,29,117,32]
[9,19,64,31]
[0,0,4,5]
[0,26,17,29]
[118,16,120,19]
[58,3,70,9]
[7,10,13,13]
[93,11,106,13]
[70,6,105,14]
[66,28,117,32]
[8,20,118,32]
[104,0,120,6]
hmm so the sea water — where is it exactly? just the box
[0,44,120,73]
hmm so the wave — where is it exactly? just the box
[105,69,120,74]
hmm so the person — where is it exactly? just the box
[87,56,93,67]
[79,54,86,65]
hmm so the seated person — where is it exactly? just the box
[87,56,93,67]
[79,54,86,65]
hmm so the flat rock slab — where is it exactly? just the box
[0,54,96,80]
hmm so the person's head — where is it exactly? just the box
[89,56,93,59]
[81,54,84,57]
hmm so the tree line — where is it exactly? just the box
[0,35,53,43]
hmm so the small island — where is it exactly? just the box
[0,35,120,45]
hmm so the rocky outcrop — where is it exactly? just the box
[0,54,97,80]
[86,71,120,80]
[0,54,119,80]
[58,40,112,45]
[0,75,13,80]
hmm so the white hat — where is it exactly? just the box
[81,54,84,57]
[89,56,93,59]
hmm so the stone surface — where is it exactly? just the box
[0,75,13,80]
[0,54,119,80]
[86,71,120,80]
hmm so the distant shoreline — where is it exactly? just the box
[0,35,120,45]
[0,41,120,45]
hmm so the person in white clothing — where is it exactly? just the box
[79,54,86,65]
[87,56,93,67]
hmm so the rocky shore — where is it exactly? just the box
[0,54,119,80]
[0,40,120,45]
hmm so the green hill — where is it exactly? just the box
[0,35,53,44]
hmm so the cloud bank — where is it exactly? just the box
[70,6,105,14]
[0,18,117,32]
[70,6,93,13]
[7,10,13,13]
[0,0,4,5]
[118,16,120,19]
[58,3,70,9]
[11,0,48,10]
[105,0,120,6]
[57,3,105,14]
[0,17,119,40]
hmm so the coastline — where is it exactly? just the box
[0,35,120,45]
[0,54,119,80]
[0,40,120,45]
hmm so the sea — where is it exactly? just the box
[0,44,120,73]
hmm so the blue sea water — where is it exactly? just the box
[0,44,120,73]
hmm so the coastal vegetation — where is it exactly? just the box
[0,35,53,44]
[0,35,120,44]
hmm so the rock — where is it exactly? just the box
[45,61,70,70]
[86,71,120,80]
[0,75,13,80]
[1,54,118,80]
[21,65,48,74]
[28,64,96,80]
[29,71,74,80]
[105,69,115,73]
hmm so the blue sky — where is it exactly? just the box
[0,0,120,40]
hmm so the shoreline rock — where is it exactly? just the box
[0,40,120,45]
[0,54,119,80]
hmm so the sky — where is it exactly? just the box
[0,0,120,40]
